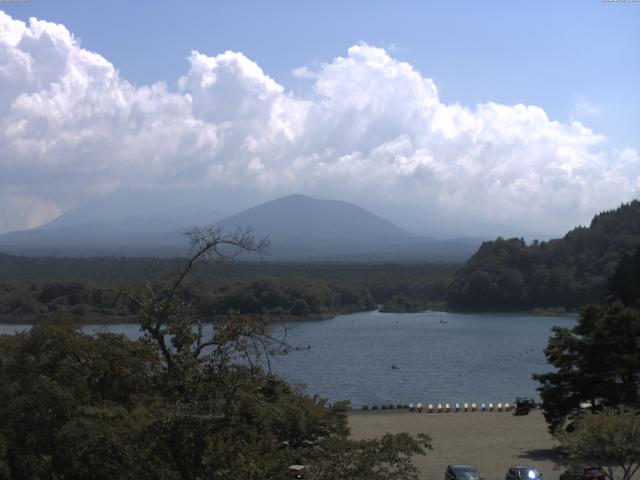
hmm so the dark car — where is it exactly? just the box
[514,397,536,415]
[445,464,484,480]
[506,466,543,480]
[559,465,605,480]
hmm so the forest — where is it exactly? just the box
[2,201,640,323]
[0,255,456,323]
[447,201,640,311]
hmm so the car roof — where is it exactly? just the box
[451,465,477,470]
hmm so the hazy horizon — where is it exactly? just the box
[15,189,559,242]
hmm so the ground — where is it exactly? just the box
[349,409,561,480]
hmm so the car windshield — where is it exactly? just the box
[518,468,540,479]
[585,469,602,476]
[456,468,480,480]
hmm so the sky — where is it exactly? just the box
[0,0,639,237]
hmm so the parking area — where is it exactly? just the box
[348,409,561,480]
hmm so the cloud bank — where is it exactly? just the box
[0,10,638,235]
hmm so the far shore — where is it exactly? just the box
[349,409,562,480]
[0,307,579,326]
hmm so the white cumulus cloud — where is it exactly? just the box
[0,10,638,236]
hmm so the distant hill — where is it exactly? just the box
[216,194,414,254]
[40,188,223,230]
[213,194,480,261]
[0,189,223,256]
[0,193,480,261]
[0,217,212,257]
[447,200,640,310]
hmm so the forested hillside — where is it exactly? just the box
[447,201,640,311]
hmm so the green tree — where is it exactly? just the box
[557,408,640,480]
[609,244,640,308]
[534,304,640,432]
[0,226,432,479]
[290,298,310,316]
[0,319,159,479]
[0,433,10,480]
[308,432,431,479]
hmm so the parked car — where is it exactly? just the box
[445,464,484,480]
[514,397,536,415]
[506,466,543,480]
[559,465,605,480]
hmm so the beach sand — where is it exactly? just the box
[349,409,561,480]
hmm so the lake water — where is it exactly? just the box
[0,310,576,408]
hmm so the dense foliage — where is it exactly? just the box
[534,303,640,432]
[448,201,640,311]
[535,246,640,432]
[0,320,432,479]
[0,227,432,479]
[609,244,640,308]
[379,293,446,313]
[0,255,456,323]
[557,408,640,480]
[197,278,376,317]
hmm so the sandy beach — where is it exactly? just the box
[349,409,561,480]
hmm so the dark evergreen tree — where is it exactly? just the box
[609,244,640,308]
[534,303,640,432]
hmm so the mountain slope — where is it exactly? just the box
[40,188,223,230]
[212,194,480,261]
[0,189,223,256]
[447,200,640,310]
[0,193,480,261]
[216,194,416,251]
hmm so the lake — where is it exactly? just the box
[0,310,576,408]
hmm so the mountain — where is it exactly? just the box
[213,194,480,261]
[39,188,222,230]
[217,194,414,252]
[447,200,640,310]
[0,189,223,256]
[0,193,481,261]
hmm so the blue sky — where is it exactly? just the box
[0,1,638,236]
[4,0,638,146]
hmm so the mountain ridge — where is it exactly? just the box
[0,193,480,261]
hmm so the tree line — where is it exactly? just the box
[448,200,640,311]
[0,255,457,323]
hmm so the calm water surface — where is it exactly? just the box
[0,310,575,407]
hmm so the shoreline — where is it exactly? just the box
[0,307,578,326]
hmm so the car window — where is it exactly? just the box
[519,469,528,478]
[456,470,480,480]
[585,469,602,476]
